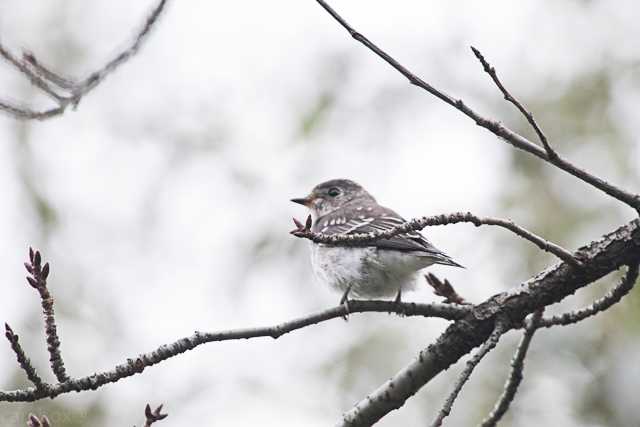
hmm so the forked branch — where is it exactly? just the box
[430,319,508,427]
[0,0,168,120]
[538,263,639,328]
[337,220,640,426]
[1,248,470,403]
[292,211,582,267]
[4,323,46,391]
[480,309,543,427]
[24,248,69,382]
[314,0,640,213]
[470,46,557,159]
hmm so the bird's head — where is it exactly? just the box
[291,179,374,218]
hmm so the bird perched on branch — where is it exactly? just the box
[291,179,462,306]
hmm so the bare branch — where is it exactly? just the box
[24,248,69,383]
[1,219,638,422]
[75,0,168,97]
[0,0,169,121]
[470,46,556,159]
[0,290,469,402]
[313,0,640,213]
[23,52,76,90]
[4,323,46,391]
[480,309,543,427]
[430,319,508,427]
[0,45,67,104]
[538,263,639,328]
[0,100,65,120]
[293,211,582,267]
[337,219,640,426]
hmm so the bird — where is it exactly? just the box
[291,179,462,306]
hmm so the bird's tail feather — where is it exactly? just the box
[434,254,465,268]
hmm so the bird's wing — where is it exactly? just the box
[314,206,457,262]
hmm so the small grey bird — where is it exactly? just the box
[291,179,462,304]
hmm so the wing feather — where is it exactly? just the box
[312,203,462,267]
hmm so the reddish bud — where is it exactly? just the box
[4,323,16,342]
[41,263,50,279]
[26,277,38,288]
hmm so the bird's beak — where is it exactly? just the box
[290,196,312,207]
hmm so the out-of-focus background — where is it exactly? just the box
[0,1,639,426]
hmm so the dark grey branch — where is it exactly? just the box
[0,0,168,121]
[2,252,469,404]
[430,319,508,427]
[470,47,556,159]
[337,219,640,426]
[538,263,639,328]
[293,211,581,267]
[313,0,640,213]
[480,310,543,427]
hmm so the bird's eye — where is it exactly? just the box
[327,187,341,197]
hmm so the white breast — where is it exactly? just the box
[309,244,436,299]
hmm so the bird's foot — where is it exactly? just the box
[340,285,352,321]
[393,288,405,316]
[340,299,352,322]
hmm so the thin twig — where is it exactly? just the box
[538,263,639,328]
[24,248,69,383]
[293,211,582,267]
[0,100,65,120]
[0,45,68,103]
[76,0,168,96]
[470,46,557,159]
[4,324,46,391]
[337,219,640,427]
[0,0,168,121]
[0,298,469,402]
[429,319,508,427]
[23,52,76,91]
[313,0,640,213]
[480,310,543,427]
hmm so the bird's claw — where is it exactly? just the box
[393,288,405,316]
[340,285,352,321]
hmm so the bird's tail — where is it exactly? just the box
[434,253,465,268]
